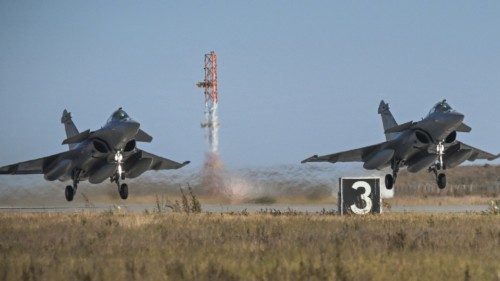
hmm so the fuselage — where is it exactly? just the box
[44,110,142,183]
[385,109,465,172]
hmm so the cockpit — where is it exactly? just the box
[107,108,131,123]
[428,100,454,116]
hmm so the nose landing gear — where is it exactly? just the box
[111,174,129,200]
[112,151,128,200]
[385,174,395,190]
[428,142,447,189]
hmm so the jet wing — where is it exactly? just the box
[384,121,416,134]
[457,142,499,161]
[62,129,91,145]
[0,152,68,175]
[139,150,190,170]
[301,141,390,164]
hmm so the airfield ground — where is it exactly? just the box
[0,165,498,280]
[0,212,498,281]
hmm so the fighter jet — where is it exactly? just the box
[0,108,190,201]
[302,100,499,190]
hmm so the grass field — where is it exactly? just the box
[0,212,498,281]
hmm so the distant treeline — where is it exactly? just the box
[395,164,500,197]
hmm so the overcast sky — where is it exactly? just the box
[1,1,499,169]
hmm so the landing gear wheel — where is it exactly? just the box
[437,173,447,189]
[119,183,128,200]
[385,174,394,190]
[65,185,75,201]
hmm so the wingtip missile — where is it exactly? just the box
[301,155,318,164]
[176,161,190,169]
[483,153,499,161]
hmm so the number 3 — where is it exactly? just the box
[350,181,372,214]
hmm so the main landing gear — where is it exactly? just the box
[111,150,128,200]
[437,173,446,189]
[385,174,395,190]
[429,166,447,189]
[385,160,400,190]
[65,169,81,202]
[428,142,447,189]
[65,185,75,201]
[111,173,128,200]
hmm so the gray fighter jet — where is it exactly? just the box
[302,100,499,190]
[0,108,190,201]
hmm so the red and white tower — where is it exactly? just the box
[197,51,225,195]
[197,51,219,153]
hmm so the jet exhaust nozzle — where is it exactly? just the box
[445,131,457,144]
[92,139,111,157]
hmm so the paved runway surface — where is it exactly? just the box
[0,203,490,214]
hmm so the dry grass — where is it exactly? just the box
[0,212,498,281]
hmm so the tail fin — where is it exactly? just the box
[61,109,79,150]
[378,100,399,141]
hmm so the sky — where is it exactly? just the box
[0,1,499,169]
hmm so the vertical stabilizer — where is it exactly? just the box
[61,109,79,150]
[378,100,399,141]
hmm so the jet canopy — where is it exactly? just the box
[428,100,454,115]
[107,108,131,123]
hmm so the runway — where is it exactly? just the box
[0,203,490,214]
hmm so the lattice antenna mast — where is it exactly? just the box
[197,51,219,153]
[196,51,218,105]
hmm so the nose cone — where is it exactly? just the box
[107,120,140,151]
[435,112,464,126]
[425,111,465,142]
[434,112,464,141]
